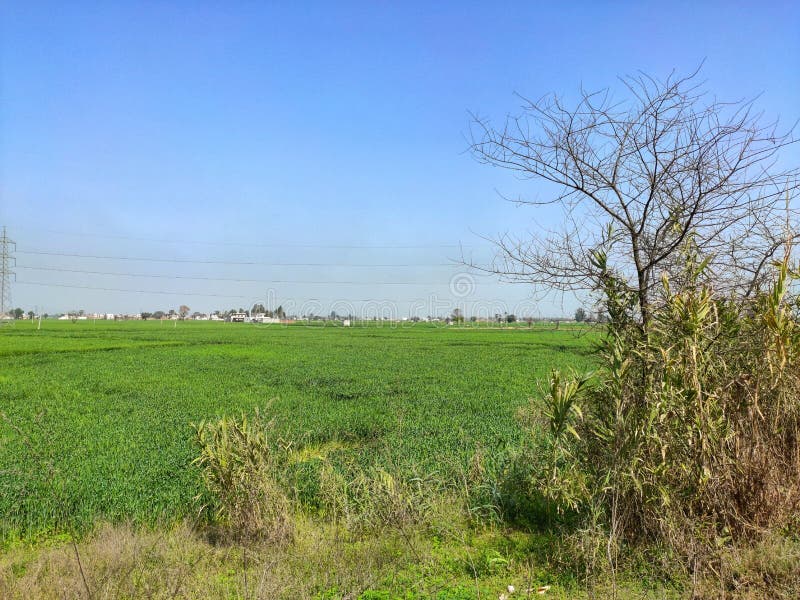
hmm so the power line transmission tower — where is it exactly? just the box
[0,226,16,318]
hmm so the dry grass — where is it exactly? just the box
[0,519,425,599]
[0,519,693,599]
[694,534,800,599]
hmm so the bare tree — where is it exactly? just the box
[468,68,798,329]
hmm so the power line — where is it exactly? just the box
[16,280,428,302]
[17,281,248,298]
[9,226,468,249]
[17,250,456,267]
[0,227,16,316]
[16,265,464,285]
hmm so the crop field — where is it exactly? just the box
[0,320,596,542]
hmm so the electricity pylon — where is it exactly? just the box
[0,226,16,318]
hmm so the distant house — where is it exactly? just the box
[251,313,280,324]
[229,312,247,322]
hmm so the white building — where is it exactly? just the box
[251,313,281,324]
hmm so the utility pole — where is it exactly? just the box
[0,226,15,319]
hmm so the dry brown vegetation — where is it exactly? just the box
[522,245,800,596]
[0,520,690,599]
[4,521,795,599]
[0,520,423,599]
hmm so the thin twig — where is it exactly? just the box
[72,540,92,599]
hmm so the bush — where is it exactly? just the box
[191,409,293,544]
[525,245,800,579]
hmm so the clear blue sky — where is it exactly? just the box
[2,1,798,317]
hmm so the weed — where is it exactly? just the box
[191,409,293,544]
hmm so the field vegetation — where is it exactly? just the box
[0,320,594,537]
[1,319,627,598]
[2,282,799,598]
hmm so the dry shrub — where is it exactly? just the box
[527,245,800,580]
[191,409,293,544]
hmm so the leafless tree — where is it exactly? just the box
[468,68,799,329]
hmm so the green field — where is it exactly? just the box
[0,320,596,541]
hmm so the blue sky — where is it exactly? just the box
[2,1,799,316]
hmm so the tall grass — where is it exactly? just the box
[192,409,293,544]
[526,244,800,589]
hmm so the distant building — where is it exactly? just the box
[251,313,280,324]
[229,312,247,322]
